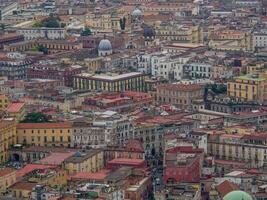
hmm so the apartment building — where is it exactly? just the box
[16,122,72,147]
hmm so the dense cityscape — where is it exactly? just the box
[0,0,267,199]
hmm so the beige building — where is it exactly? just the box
[208,28,253,52]
[86,13,121,32]
[227,73,267,103]
[0,168,16,194]
[208,132,267,168]
[0,120,16,163]
[64,150,104,175]
[156,83,204,110]
[156,24,203,44]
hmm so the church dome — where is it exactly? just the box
[223,191,253,200]
[143,26,155,38]
[132,8,142,17]
[98,39,112,51]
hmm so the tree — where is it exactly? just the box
[119,17,126,30]
[80,27,92,36]
[21,113,50,123]
[0,24,6,30]
[37,45,48,54]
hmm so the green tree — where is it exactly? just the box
[0,24,5,30]
[119,17,126,30]
[21,113,50,123]
[80,27,92,36]
[37,45,48,54]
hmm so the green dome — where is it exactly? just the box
[223,191,253,200]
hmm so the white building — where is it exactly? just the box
[151,53,191,80]
[14,27,66,40]
[136,53,153,74]
[184,61,212,78]
[253,30,267,49]
[0,2,18,20]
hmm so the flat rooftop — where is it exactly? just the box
[76,72,144,81]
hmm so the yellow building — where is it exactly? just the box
[84,57,103,72]
[9,182,36,199]
[64,150,104,175]
[27,169,67,188]
[156,24,203,44]
[0,168,16,194]
[16,122,73,148]
[73,72,147,92]
[86,13,121,32]
[227,74,267,103]
[0,94,10,112]
[246,62,265,74]
[0,120,16,163]
[208,28,253,52]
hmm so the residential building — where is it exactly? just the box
[9,182,37,199]
[125,177,152,200]
[253,30,267,49]
[4,39,83,53]
[151,53,191,80]
[227,74,267,103]
[163,146,204,184]
[16,122,72,147]
[156,23,203,44]
[0,168,16,194]
[0,52,33,80]
[86,13,121,32]
[0,2,18,20]
[27,61,83,87]
[224,110,267,127]
[156,83,204,110]
[208,132,267,168]
[0,33,24,49]
[73,72,147,92]
[0,94,9,112]
[184,61,213,79]
[209,28,253,52]
[12,28,66,40]
[64,150,104,174]
[0,120,16,163]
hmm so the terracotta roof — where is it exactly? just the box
[157,83,203,91]
[0,168,15,176]
[108,158,145,166]
[39,152,76,166]
[69,169,110,181]
[7,102,25,113]
[10,182,36,190]
[216,180,239,197]
[125,139,144,152]
[16,122,73,129]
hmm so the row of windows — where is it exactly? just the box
[21,129,71,134]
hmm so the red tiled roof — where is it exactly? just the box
[17,122,73,129]
[69,169,110,181]
[7,102,25,113]
[157,83,203,91]
[0,167,15,176]
[125,139,144,152]
[216,180,239,197]
[108,158,145,166]
[16,164,57,178]
[10,182,36,190]
[39,152,76,166]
